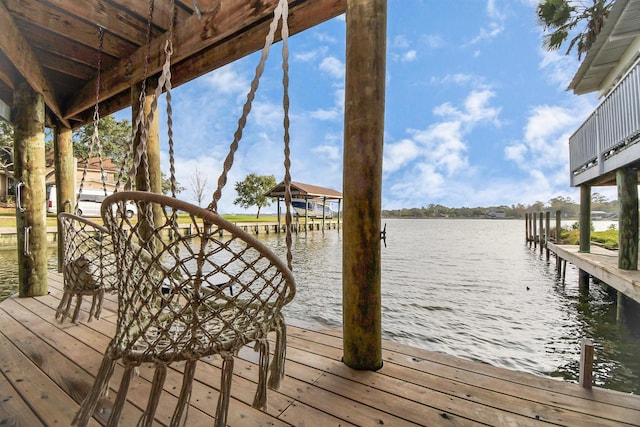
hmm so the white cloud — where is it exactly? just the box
[402,50,417,62]
[384,139,420,172]
[203,64,249,96]
[310,108,338,121]
[469,22,504,45]
[312,145,341,161]
[433,90,501,126]
[505,99,594,171]
[319,56,345,79]
[393,35,410,49]
[434,73,489,89]
[504,143,527,163]
[538,48,580,89]
[421,34,444,49]
[294,46,328,62]
[487,0,505,20]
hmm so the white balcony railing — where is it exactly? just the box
[569,57,640,179]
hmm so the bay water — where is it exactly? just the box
[0,218,638,393]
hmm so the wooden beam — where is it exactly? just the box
[4,0,137,58]
[0,2,68,127]
[64,0,346,122]
[42,0,158,45]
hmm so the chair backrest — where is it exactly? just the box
[58,212,117,292]
[100,191,296,357]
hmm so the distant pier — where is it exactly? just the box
[525,211,640,324]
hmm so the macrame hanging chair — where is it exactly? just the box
[56,27,118,324]
[73,1,296,426]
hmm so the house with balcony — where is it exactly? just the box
[566,0,640,313]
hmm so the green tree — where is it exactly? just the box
[74,115,182,192]
[73,115,132,166]
[537,0,614,60]
[233,173,276,218]
[161,171,185,196]
[0,120,13,172]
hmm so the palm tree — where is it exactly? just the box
[537,0,614,60]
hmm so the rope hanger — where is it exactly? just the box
[72,4,298,425]
[124,0,294,268]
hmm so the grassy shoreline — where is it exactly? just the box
[0,209,286,228]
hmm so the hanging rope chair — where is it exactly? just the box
[56,27,118,323]
[73,1,296,425]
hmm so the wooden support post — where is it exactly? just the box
[525,213,529,244]
[132,77,164,243]
[617,291,625,323]
[53,125,75,273]
[13,81,48,297]
[343,0,386,371]
[579,185,591,291]
[555,210,562,273]
[579,339,594,389]
[532,212,537,249]
[616,167,638,270]
[545,211,550,260]
[539,212,544,255]
[561,259,567,285]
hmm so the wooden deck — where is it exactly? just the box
[1,272,639,426]
[547,242,640,304]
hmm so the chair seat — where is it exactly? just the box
[117,304,279,364]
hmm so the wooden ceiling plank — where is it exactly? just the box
[108,0,192,30]
[16,21,116,70]
[64,0,345,121]
[0,1,68,127]
[42,0,156,45]
[0,52,17,91]
[35,49,98,80]
[4,0,137,58]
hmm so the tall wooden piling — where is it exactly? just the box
[616,167,638,270]
[13,82,47,297]
[545,211,551,260]
[532,212,537,248]
[343,0,386,371]
[539,212,544,255]
[578,185,591,290]
[556,210,562,274]
[53,125,74,272]
[525,213,529,244]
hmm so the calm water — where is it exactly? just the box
[0,219,638,393]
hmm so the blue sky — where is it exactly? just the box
[118,0,609,214]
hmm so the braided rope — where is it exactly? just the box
[166,1,178,200]
[76,26,107,212]
[280,0,293,271]
[208,0,287,212]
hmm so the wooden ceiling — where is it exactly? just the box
[0,0,346,129]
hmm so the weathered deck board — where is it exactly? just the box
[0,271,638,426]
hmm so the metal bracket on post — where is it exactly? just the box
[24,226,32,256]
[16,182,25,213]
[380,223,387,248]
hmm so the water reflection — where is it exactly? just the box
[0,219,638,393]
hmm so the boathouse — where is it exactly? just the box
[0,1,639,425]
[565,0,640,311]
